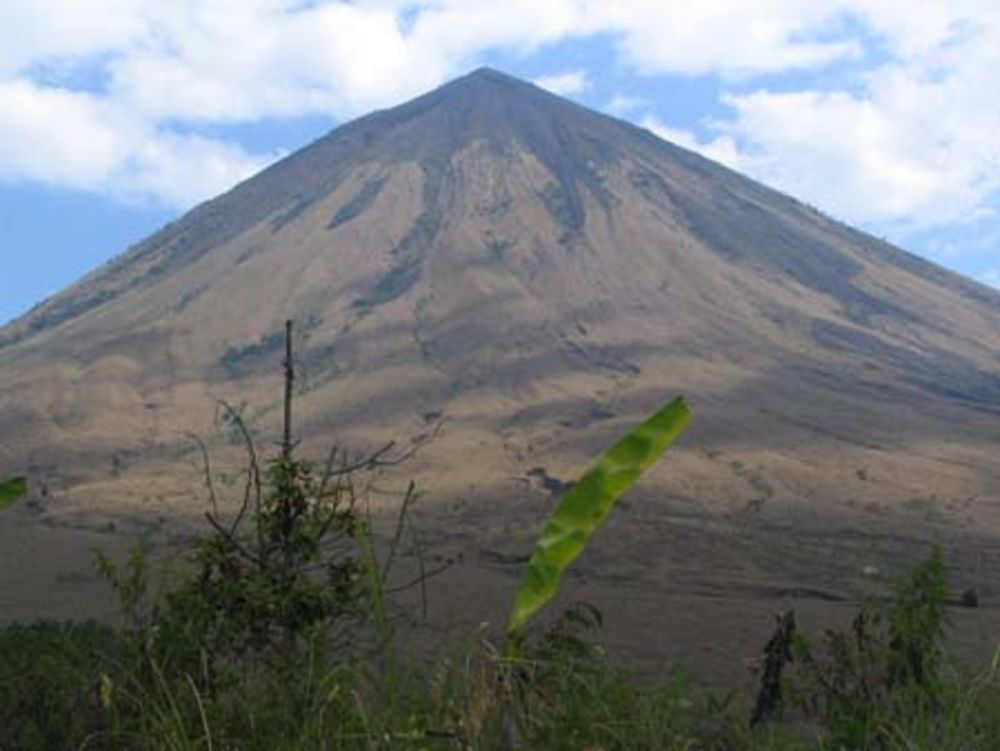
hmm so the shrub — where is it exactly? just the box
[790,547,951,747]
[0,620,126,750]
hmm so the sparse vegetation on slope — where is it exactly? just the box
[3,338,998,750]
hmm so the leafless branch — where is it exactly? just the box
[316,444,340,501]
[204,511,263,567]
[186,432,219,517]
[218,400,264,560]
[321,418,444,481]
[323,441,397,477]
[385,559,453,595]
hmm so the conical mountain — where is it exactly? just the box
[3,69,1000,656]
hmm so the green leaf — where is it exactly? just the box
[0,476,27,510]
[507,396,691,635]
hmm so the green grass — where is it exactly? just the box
[1,604,998,750]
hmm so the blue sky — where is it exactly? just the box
[2,1,999,325]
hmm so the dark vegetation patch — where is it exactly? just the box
[327,175,387,229]
[588,404,616,421]
[539,180,583,239]
[269,196,317,232]
[629,166,673,205]
[298,339,355,390]
[220,330,286,375]
[174,285,209,313]
[483,232,516,262]
[811,318,1000,408]
[220,314,322,376]
[0,289,122,349]
[353,159,451,310]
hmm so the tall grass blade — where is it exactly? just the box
[507,396,691,635]
[0,476,26,510]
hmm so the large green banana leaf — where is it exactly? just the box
[0,476,27,511]
[507,396,691,635]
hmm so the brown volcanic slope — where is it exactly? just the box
[3,69,1000,669]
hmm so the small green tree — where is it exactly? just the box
[887,546,949,691]
[100,321,422,678]
[161,435,365,661]
[157,321,398,666]
[790,547,951,747]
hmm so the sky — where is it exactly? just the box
[2,0,999,326]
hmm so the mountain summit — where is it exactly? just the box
[2,69,1000,651]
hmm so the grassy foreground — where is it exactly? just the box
[1,563,999,751]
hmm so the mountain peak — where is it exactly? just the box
[432,66,548,98]
[4,65,1000,648]
[455,65,525,85]
[366,65,588,138]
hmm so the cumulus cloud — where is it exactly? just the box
[584,0,860,78]
[640,116,743,171]
[0,0,597,206]
[0,77,275,206]
[111,133,278,207]
[976,269,1000,289]
[533,70,590,96]
[720,89,968,226]
[618,1,1000,241]
[605,94,649,116]
[729,12,1000,230]
[0,0,998,244]
[706,5,1000,233]
[0,80,130,188]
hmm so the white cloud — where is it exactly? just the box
[711,5,1000,233]
[606,1,1000,242]
[111,132,278,207]
[584,0,861,78]
[605,94,649,116]
[533,70,590,96]
[0,0,597,205]
[0,78,274,206]
[102,0,592,123]
[722,89,958,224]
[0,0,997,244]
[640,116,743,170]
[976,269,1000,289]
[0,80,130,188]
[0,0,145,76]
[0,0,879,128]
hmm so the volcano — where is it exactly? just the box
[2,69,999,671]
